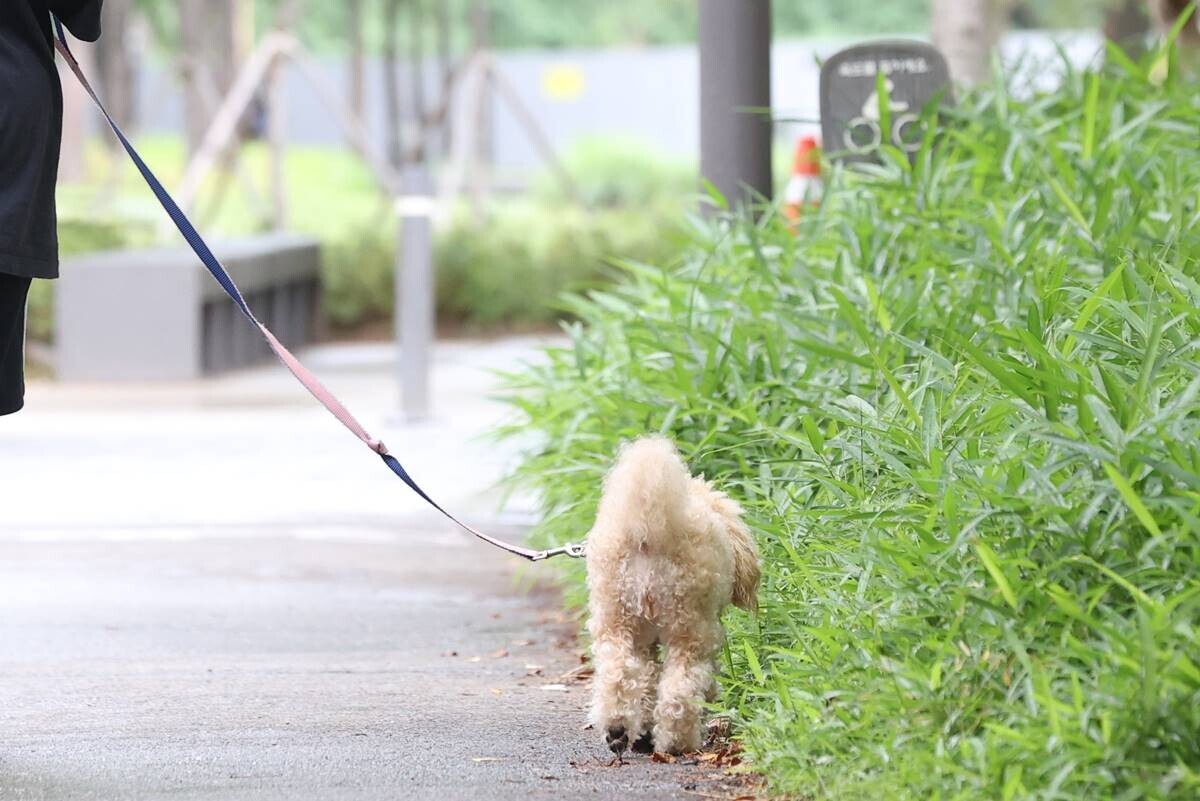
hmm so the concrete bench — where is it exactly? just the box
[56,233,322,381]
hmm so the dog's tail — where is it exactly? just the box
[596,436,692,544]
[595,436,761,610]
[721,501,761,612]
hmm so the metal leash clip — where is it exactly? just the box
[532,542,587,561]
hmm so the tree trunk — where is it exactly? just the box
[233,0,255,67]
[348,0,366,121]
[435,0,452,155]
[179,0,208,156]
[1105,0,1150,58]
[95,0,136,148]
[178,0,240,157]
[931,0,1004,87]
[267,0,300,228]
[58,44,94,182]
[212,0,239,99]
[469,0,492,205]
[231,0,258,141]
[383,0,404,168]
[267,57,287,229]
[409,0,427,162]
[1150,0,1200,44]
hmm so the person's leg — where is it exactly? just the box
[0,274,33,416]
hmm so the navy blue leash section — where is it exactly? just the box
[53,19,583,563]
[53,17,252,320]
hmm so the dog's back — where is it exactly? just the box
[591,436,692,553]
[586,437,759,626]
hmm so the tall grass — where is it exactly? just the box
[499,44,1200,800]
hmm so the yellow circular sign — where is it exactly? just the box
[541,64,586,102]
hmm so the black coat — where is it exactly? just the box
[0,0,103,279]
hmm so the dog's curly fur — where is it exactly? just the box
[584,436,760,756]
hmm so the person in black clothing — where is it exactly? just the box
[1,0,103,416]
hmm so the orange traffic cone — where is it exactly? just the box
[783,136,822,225]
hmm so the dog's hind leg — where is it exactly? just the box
[588,603,657,755]
[631,640,661,754]
[652,618,722,755]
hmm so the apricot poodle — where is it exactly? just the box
[585,436,760,756]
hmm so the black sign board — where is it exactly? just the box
[820,40,953,164]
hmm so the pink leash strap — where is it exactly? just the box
[257,324,385,454]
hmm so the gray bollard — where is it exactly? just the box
[395,165,435,422]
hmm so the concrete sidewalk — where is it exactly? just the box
[0,533,717,801]
[2,339,547,533]
[0,340,736,800]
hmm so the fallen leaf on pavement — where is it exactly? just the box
[693,743,744,768]
[558,664,594,682]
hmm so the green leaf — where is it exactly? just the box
[1048,177,1092,236]
[1102,462,1163,538]
[742,640,765,685]
[1064,263,1124,357]
[803,415,825,456]
[1081,72,1100,161]
[974,541,1018,610]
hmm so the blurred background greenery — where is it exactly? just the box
[125,0,1122,51]
[42,0,1165,345]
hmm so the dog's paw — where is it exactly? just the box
[651,726,702,757]
[605,726,629,755]
[631,732,655,754]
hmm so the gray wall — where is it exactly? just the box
[126,31,1102,179]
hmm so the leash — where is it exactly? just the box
[51,20,584,564]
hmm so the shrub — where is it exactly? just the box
[322,220,396,329]
[316,201,683,333]
[533,136,695,210]
[499,45,1200,800]
[238,137,690,331]
[436,200,682,330]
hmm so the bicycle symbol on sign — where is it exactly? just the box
[842,79,925,154]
